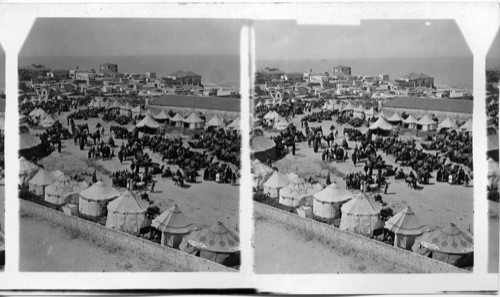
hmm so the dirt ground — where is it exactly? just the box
[254,108,475,273]
[489,200,499,273]
[22,109,239,271]
[19,213,181,272]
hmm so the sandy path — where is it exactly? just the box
[20,213,180,272]
[254,216,420,274]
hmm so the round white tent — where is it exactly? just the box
[369,117,393,132]
[228,117,240,130]
[28,168,55,196]
[417,114,437,131]
[279,176,321,207]
[183,113,205,129]
[106,190,150,235]
[263,171,290,198]
[153,110,170,122]
[170,113,185,127]
[79,180,120,218]
[438,117,456,130]
[206,115,225,128]
[313,181,353,220]
[45,174,87,206]
[152,204,197,248]
[459,119,473,132]
[385,205,428,250]
[403,114,418,129]
[136,114,160,130]
[340,192,383,236]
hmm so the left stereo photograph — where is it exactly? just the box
[18,18,242,272]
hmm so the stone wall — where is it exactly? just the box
[382,107,472,123]
[20,200,236,272]
[254,202,466,273]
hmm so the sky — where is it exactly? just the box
[254,19,472,61]
[20,18,245,57]
[487,26,500,69]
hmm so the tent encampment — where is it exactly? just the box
[152,204,197,248]
[28,168,55,196]
[340,192,383,236]
[206,115,225,128]
[438,117,456,130]
[181,221,240,266]
[136,114,160,130]
[412,223,473,267]
[385,206,428,250]
[369,117,393,132]
[386,112,403,125]
[154,110,170,122]
[403,114,418,129]
[79,181,120,218]
[417,114,437,131]
[170,113,185,127]
[106,190,151,235]
[313,181,353,220]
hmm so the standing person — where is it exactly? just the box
[150,180,156,193]
[384,182,389,194]
[57,141,62,153]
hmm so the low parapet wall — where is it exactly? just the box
[254,202,466,273]
[20,200,236,272]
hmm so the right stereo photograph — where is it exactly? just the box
[486,25,500,274]
[251,19,476,273]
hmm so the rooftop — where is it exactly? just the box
[400,72,434,80]
[384,97,473,114]
[168,70,201,78]
[150,94,240,112]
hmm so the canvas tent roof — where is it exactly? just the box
[184,112,204,124]
[45,174,85,197]
[79,180,120,201]
[29,168,55,186]
[280,177,320,200]
[121,102,132,110]
[184,221,239,253]
[170,113,184,122]
[263,171,290,189]
[136,114,160,129]
[109,100,122,109]
[342,102,356,111]
[341,192,382,216]
[387,112,402,122]
[152,204,197,234]
[403,114,418,124]
[130,105,142,114]
[29,108,40,117]
[417,114,436,126]
[263,111,281,121]
[313,181,353,203]
[274,118,289,130]
[385,206,427,235]
[251,136,276,153]
[107,190,149,215]
[19,157,38,175]
[369,117,393,131]
[413,223,473,254]
[40,114,56,128]
[438,117,455,129]
[251,159,274,178]
[206,115,225,127]
[154,110,170,120]
[364,107,375,116]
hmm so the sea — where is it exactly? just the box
[5,55,485,93]
[17,54,241,90]
[256,56,474,91]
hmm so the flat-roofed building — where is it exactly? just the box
[165,70,201,86]
[396,73,434,88]
[99,63,118,73]
[333,65,351,76]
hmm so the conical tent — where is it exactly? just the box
[152,205,197,248]
[412,223,473,267]
[274,118,289,130]
[263,111,281,121]
[40,114,56,128]
[131,105,142,117]
[342,102,355,111]
[313,181,354,220]
[19,157,39,187]
[183,113,205,129]
[28,168,55,196]
[206,115,225,128]
[459,119,473,132]
[154,110,170,121]
[385,206,427,250]
[29,108,40,117]
[340,192,383,236]
[369,117,393,131]
[182,221,240,266]
[109,100,122,109]
[79,181,120,218]
[170,113,185,127]
[45,174,86,205]
[387,112,402,123]
[279,177,320,207]
[438,117,455,129]
[417,114,437,131]
[106,190,150,235]
[263,171,290,198]
[364,107,375,117]
[252,159,273,178]
[403,114,418,129]
[136,114,160,129]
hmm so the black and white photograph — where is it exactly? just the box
[251,19,476,273]
[486,25,500,274]
[17,18,243,272]
[0,45,5,270]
